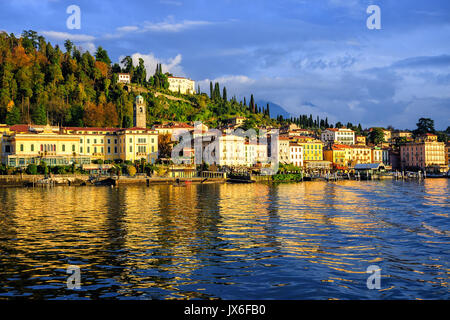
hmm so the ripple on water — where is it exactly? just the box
[0,180,449,299]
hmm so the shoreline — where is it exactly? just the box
[0,174,447,188]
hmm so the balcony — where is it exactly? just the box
[38,151,56,156]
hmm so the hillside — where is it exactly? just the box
[0,30,343,132]
[0,31,280,129]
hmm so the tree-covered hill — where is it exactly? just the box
[0,30,278,129]
[0,30,359,132]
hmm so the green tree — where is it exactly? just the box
[26,164,38,175]
[413,118,435,137]
[95,46,112,65]
[222,86,227,102]
[64,39,73,55]
[127,165,137,176]
[368,127,385,145]
[31,103,47,125]
[250,94,255,113]
[6,106,21,125]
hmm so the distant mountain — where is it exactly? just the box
[256,100,292,119]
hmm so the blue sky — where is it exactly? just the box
[1,0,449,129]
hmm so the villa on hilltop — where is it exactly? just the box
[167,76,195,95]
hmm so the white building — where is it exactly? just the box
[321,128,355,146]
[289,143,304,167]
[168,76,196,94]
[278,137,290,164]
[117,73,130,84]
[218,134,245,166]
[256,142,268,164]
[244,142,257,166]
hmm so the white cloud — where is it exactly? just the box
[103,16,212,39]
[79,42,96,53]
[120,52,185,79]
[41,31,95,42]
[116,25,139,33]
[143,16,212,32]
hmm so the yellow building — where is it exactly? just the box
[371,147,383,163]
[293,138,323,163]
[355,135,366,145]
[350,145,372,165]
[1,124,158,167]
[323,144,352,169]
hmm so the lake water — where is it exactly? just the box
[0,179,449,300]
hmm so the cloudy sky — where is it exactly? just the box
[1,0,449,129]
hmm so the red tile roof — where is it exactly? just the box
[64,127,120,132]
[9,124,30,133]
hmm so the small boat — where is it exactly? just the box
[93,177,117,186]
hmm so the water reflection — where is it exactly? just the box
[0,179,448,299]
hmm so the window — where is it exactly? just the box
[80,139,83,143]
[87,147,90,153]
[129,138,132,143]
[114,147,117,153]
[129,146,132,152]
[94,147,97,153]
[108,146,111,154]
[62,144,65,152]
[108,139,110,144]
[72,145,75,152]
[80,147,83,153]
[31,144,34,152]
[20,144,24,152]
[94,139,97,144]
[87,139,90,144]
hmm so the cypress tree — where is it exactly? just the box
[213,82,221,101]
[244,97,247,106]
[266,103,270,117]
[210,81,213,99]
[250,94,255,113]
[222,87,227,102]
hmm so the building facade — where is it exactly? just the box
[1,95,158,167]
[117,73,131,84]
[400,134,446,171]
[289,143,304,167]
[1,125,158,167]
[167,76,196,94]
[321,128,355,146]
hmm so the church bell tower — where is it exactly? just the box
[133,95,146,128]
